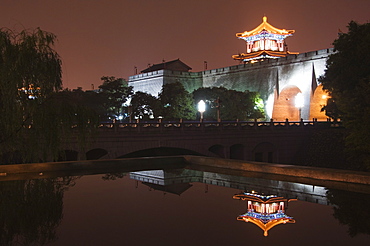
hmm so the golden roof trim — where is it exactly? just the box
[237,216,296,236]
[236,16,295,37]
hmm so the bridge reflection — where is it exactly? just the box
[129,168,329,204]
[129,168,325,236]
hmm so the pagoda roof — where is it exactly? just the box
[141,59,192,73]
[237,213,295,236]
[233,193,288,203]
[232,50,298,61]
[236,16,295,38]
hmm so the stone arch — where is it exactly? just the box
[1,151,23,164]
[272,86,302,121]
[252,142,275,163]
[118,147,202,158]
[208,144,225,158]
[310,84,329,121]
[86,148,108,160]
[59,150,79,161]
[230,144,244,160]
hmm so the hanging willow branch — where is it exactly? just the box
[0,27,98,164]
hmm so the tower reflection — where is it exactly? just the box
[233,192,296,236]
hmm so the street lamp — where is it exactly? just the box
[295,93,304,120]
[198,100,206,122]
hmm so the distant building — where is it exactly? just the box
[141,59,192,73]
[128,16,332,121]
[129,59,201,98]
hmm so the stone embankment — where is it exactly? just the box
[1,155,369,185]
[183,156,370,185]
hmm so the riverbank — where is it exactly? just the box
[0,155,369,186]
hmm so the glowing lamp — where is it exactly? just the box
[198,100,206,121]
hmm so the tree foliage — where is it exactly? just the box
[130,91,159,120]
[158,82,196,120]
[98,76,133,121]
[58,87,112,125]
[326,189,370,237]
[129,83,265,122]
[319,21,370,169]
[0,177,75,244]
[192,87,265,121]
[0,28,97,163]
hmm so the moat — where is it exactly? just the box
[1,159,369,245]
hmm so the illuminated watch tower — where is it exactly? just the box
[232,16,298,62]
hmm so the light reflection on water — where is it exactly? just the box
[1,167,370,246]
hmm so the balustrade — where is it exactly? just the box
[96,119,340,133]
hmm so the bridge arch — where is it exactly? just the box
[208,145,226,158]
[252,142,275,163]
[272,85,302,121]
[230,144,244,160]
[117,147,203,158]
[309,84,329,121]
[86,148,108,160]
[59,150,79,161]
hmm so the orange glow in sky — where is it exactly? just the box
[1,0,369,90]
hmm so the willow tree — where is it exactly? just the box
[0,28,97,163]
[0,177,75,244]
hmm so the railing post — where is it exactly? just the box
[237,119,241,130]
[158,118,164,132]
[136,119,141,133]
[200,120,204,132]
[113,121,118,132]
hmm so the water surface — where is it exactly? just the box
[1,166,369,245]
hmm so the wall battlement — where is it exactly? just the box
[129,48,334,81]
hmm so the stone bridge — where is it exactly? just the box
[63,120,340,165]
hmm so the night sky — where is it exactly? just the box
[1,0,369,90]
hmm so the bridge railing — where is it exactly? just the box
[96,119,341,132]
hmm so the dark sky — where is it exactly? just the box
[1,0,369,90]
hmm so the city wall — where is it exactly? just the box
[128,49,334,120]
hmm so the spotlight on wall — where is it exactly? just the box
[295,93,304,120]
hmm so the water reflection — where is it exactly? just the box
[0,166,370,245]
[233,192,296,236]
[129,169,329,205]
[0,177,76,245]
[130,169,301,236]
[326,189,370,237]
[130,169,198,195]
[128,168,370,239]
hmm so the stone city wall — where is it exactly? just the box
[128,48,334,120]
